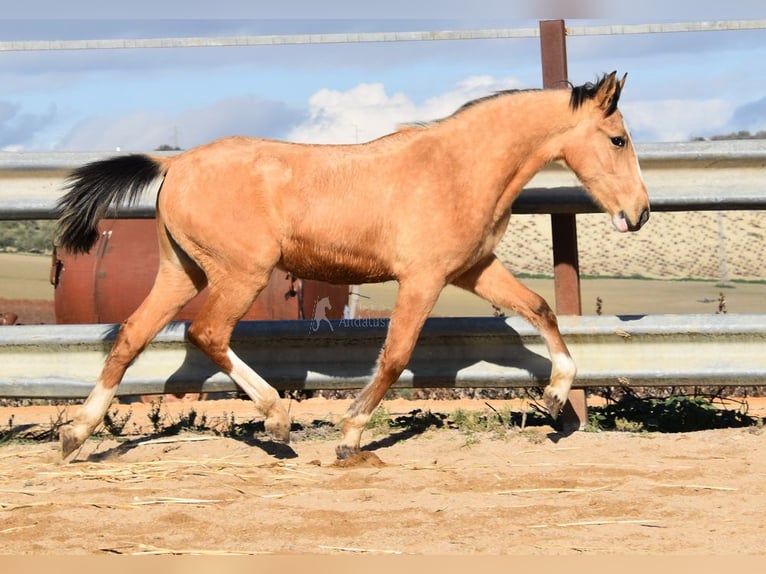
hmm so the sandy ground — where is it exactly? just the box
[0,253,54,302]
[2,214,766,556]
[1,397,766,555]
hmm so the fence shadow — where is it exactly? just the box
[155,317,553,397]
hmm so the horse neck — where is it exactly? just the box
[433,89,576,200]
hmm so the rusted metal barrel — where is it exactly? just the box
[50,219,349,400]
[51,219,348,324]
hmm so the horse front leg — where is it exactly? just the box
[452,254,576,419]
[336,277,444,459]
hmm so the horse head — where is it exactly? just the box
[563,71,650,233]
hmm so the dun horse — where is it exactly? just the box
[56,71,649,460]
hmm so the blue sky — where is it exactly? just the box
[2,2,766,151]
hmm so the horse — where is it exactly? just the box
[309,297,334,333]
[55,71,649,461]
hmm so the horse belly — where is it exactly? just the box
[279,240,394,284]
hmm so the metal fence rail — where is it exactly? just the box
[3,22,765,407]
[2,140,766,220]
[2,142,766,399]
[2,20,765,53]
[1,315,764,399]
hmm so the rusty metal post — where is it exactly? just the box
[539,19,587,432]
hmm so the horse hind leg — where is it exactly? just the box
[452,255,576,419]
[60,235,206,459]
[186,271,290,443]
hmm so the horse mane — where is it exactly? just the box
[450,89,536,116]
[397,74,620,132]
[396,89,535,132]
[569,74,622,116]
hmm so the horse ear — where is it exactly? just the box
[618,72,627,91]
[596,71,623,116]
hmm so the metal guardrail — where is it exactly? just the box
[1,144,765,399]
[1,315,764,399]
[1,141,766,220]
[1,20,765,53]
[3,23,765,404]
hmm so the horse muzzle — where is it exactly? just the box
[613,207,650,233]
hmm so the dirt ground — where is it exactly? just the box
[3,250,766,556]
[1,396,766,556]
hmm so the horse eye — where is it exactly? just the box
[611,136,626,148]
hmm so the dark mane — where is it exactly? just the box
[399,89,539,130]
[399,75,620,132]
[451,88,539,116]
[569,74,622,116]
[456,75,624,119]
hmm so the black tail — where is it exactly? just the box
[55,154,167,254]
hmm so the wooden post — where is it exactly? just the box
[539,19,587,432]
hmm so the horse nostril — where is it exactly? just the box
[639,208,650,228]
[625,208,650,232]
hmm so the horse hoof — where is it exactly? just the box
[543,387,565,420]
[265,417,291,444]
[335,444,359,460]
[60,424,85,461]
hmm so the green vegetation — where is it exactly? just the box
[0,220,56,254]
[1,393,762,448]
[585,394,756,433]
[102,407,133,436]
[691,130,766,142]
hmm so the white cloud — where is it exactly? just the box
[57,76,530,151]
[53,77,748,152]
[289,78,739,145]
[288,83,414,144]
[57,95,301,151]
[59,110,169,151]
[288,75,523,144]
[726,96,766,133]
[0,101,58,150]
[622,99,735,142]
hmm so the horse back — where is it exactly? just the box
[157,134,502,284]
[157,136,402,282]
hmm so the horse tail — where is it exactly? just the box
[55,154,170,254]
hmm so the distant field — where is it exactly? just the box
[3,252,766,320]
[2,207,764,311]
[359,277,766,316]
[0,252,54,300]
